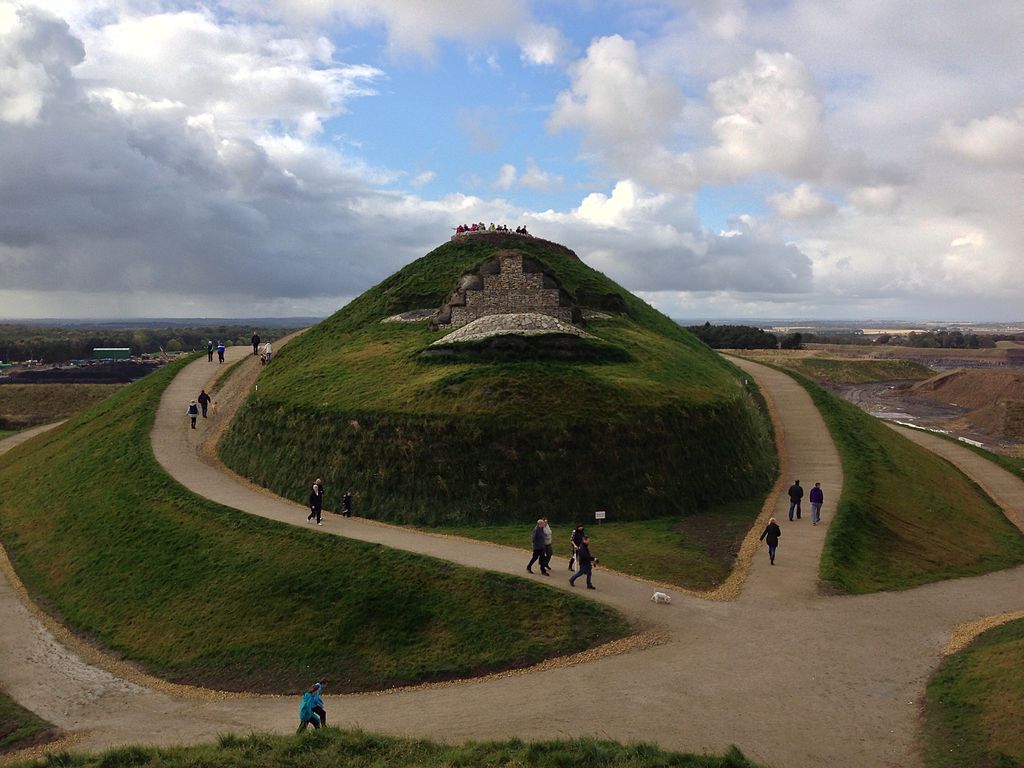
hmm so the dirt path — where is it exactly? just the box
[2,354,1024,768]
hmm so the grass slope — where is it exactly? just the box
[0,359,628,693]
[432,497,765,590]
[9,730,763,768]
[221,235,776,524]
[0,689,58,754]
[788,373,1024,593]
[924,618,1024,768]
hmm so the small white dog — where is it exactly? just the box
[650,591,672,604]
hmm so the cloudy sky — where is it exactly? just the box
[1,0,1021,321]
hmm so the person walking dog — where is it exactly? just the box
[809,482,824,525]
[788,480,804,521]
[197,389,212,418]
[759,517,782,565]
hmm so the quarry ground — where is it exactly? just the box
[1,349,1023,768]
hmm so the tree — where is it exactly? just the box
[779,332,803,350]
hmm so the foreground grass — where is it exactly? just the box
[788,373,1024,593]
[924,618,1024,768]
[0,384,120,431]
[9,730,762,768]
[432,497,764,591]
[0,689,58,754]
[0,360,629,693]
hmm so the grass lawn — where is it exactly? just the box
[732,353,934,385]
[923,617,1024,768]
[0,688,59,753]
[788,372,1024,593]
[6,730,763,768]
[0,358,629,694]
[431,497,765,591]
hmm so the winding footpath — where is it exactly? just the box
[1,351,1023,768]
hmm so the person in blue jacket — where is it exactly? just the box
[296,683,322,733]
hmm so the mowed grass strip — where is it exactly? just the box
[788,372,1024,593]
[923,618,1024,768]
[6,730,764,768]
[431,497,764,591]
[0,689,59,754]
[0,360,629,693]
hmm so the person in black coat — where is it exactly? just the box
[787,480,804,521]
[197,389,212,418]
[526,520,550,575]
[569,536,596,589]
[568,524,585,571]
[251,331,261,356]
[759,517,782,565]
[307,482,323,525]
[342,490,353,517]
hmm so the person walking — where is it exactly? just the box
[310,677,327,727]
[527,519,550,575]
[262,340,273,363]
[296,684,322,733]
[568,524,585,571]
[759,517,782,565]
[788,479,804,521]
[216,341,226,363]
[307,482,323,525]
[341,490,353,517]
[251,330,261,356]
[206,340,214,362]
[186,399,199,429]
[541,517,553,571]
[197,389,212,418]
[809,482,824,525]
[569,535,596,589]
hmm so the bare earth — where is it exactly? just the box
[1,351,1023,768]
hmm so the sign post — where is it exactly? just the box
[595,510,606,524]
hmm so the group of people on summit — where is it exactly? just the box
[454,222,531,235]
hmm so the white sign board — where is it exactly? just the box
[595,510,606,520]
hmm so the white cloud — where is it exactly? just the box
[768,183,835,219]
[702,50,828,180]
[847,185,900,213]
[517,22,567,66]
[496,163,517,190]
[409,170,435,188]
[933,106,1024,167]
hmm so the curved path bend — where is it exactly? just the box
[1,352,1023,768]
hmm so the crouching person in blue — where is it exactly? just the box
[296,683,322,733]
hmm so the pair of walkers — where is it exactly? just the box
[526,518,553,575]
[185,389,214,428]
[307,480,354,525]
[296,677,328,733]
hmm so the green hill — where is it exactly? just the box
[220,234,777,524]
[0,359,629,692]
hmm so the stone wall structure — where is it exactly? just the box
[431,251,581,330]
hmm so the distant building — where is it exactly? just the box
[92,348,131,360]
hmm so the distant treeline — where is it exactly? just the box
[0,323,296,364]
[686,323,805,350]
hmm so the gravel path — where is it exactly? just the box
[1,353,1023,768]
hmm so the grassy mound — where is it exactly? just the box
[0,689,59,754]
[10,730,763,768]
[790,373,1024,593]
[220,234,776,524]
[924,618,1024,768]
[0,359,628,693]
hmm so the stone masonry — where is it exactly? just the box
[431,251,579,330]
